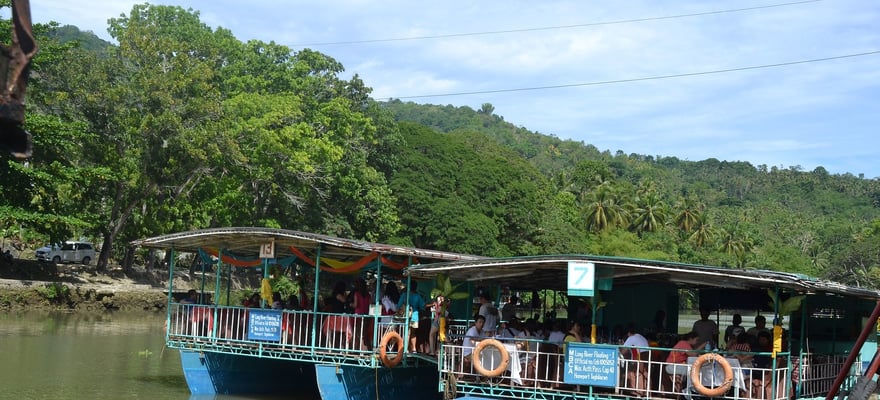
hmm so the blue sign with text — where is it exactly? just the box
[247,309,282,341]
[563,343,618,387]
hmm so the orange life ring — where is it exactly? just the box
[472,338,509,378]
[690,353,734,397]
[379,331,404,368]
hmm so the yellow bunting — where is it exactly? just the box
[772,324,783,357]
[261,278,272,303]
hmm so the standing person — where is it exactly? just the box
[747,315,770,338]
[352,278,371,315]
[692,307,719,349]
[398,280,426,352]
[478,293,499,337]
[325,281,348,313]
[351,278,372,350]
[724,313,746,346]
[381,281,400,316]
[501,294,518,322]
[427,295,445,356]
[651,309,667,335]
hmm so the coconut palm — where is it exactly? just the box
[629,192,669,235]
[584,183,629,233]
[688,213,715,248]
[674,196,702,234]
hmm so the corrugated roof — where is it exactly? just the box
[131,227,485,264]
[405,254,880,299]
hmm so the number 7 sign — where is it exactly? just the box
[567,261,595,297]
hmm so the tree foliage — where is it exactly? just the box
[2,4,880,289]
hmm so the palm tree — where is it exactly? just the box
[674,196,702,234]
[629,192,669,235]
[584,183,628,233]
[718,228,755,260]
[718,228,742,256]
[688,213,715,248]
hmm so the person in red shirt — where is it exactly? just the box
[665,331,700,393]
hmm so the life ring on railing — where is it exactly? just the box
[690,353,733,397]
[379,331,404,368]
[472,338,509,378]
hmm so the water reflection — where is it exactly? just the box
[0,311,317,400]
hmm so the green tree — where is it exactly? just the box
[583,183,629,233]
[629,192,669,235]
[674,196,702,234]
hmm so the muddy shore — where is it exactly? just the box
[0,259,252,312]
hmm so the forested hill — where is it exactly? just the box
[1,4,879,290]
[380,100,880,287]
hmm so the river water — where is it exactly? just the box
[0,311,317,400]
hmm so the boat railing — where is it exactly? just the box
[437,339,861,400]
[166,303,410,367]
[795,352,857,398]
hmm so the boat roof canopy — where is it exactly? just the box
[131,227,485,265]
[406,254,880,300]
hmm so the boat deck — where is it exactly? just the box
[167,303,438,369]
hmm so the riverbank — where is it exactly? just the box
[0,258,251,312]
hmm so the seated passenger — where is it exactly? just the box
[621,323,649,397]
[462,315,487,374]
[547,320,566,344]
[621,323,649,358]
[286,294,301,310]
[665,331,699,393]
[727,332,753,367]
[564,320,583,344]
[243,292,261,308]
[497,318,523,340]
[271,292,283,309]
[180,289,199,304]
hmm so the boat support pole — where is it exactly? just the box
[825,299,880,400]
[165,245,176,343]
[371,253,384,359]
[403,271,412,353]
[309,246,322,356]
[211,249,223,339]
[591,294,597,344]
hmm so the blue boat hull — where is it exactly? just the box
[179,350,317,395]
[315,363,440,400]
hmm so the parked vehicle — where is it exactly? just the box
[35,241,96,265]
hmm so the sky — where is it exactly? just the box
[16,0,880,178]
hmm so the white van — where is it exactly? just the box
[35,241,97,265]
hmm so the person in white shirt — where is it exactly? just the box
[621,323,649,356]
[621,323,650,397]
[692,307,719,349]
[463,315,487,358]
[478,294,499,336]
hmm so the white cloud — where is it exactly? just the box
[18,0,880,177]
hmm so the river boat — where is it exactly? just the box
[132,227,484,399]
[405,255,880,400]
